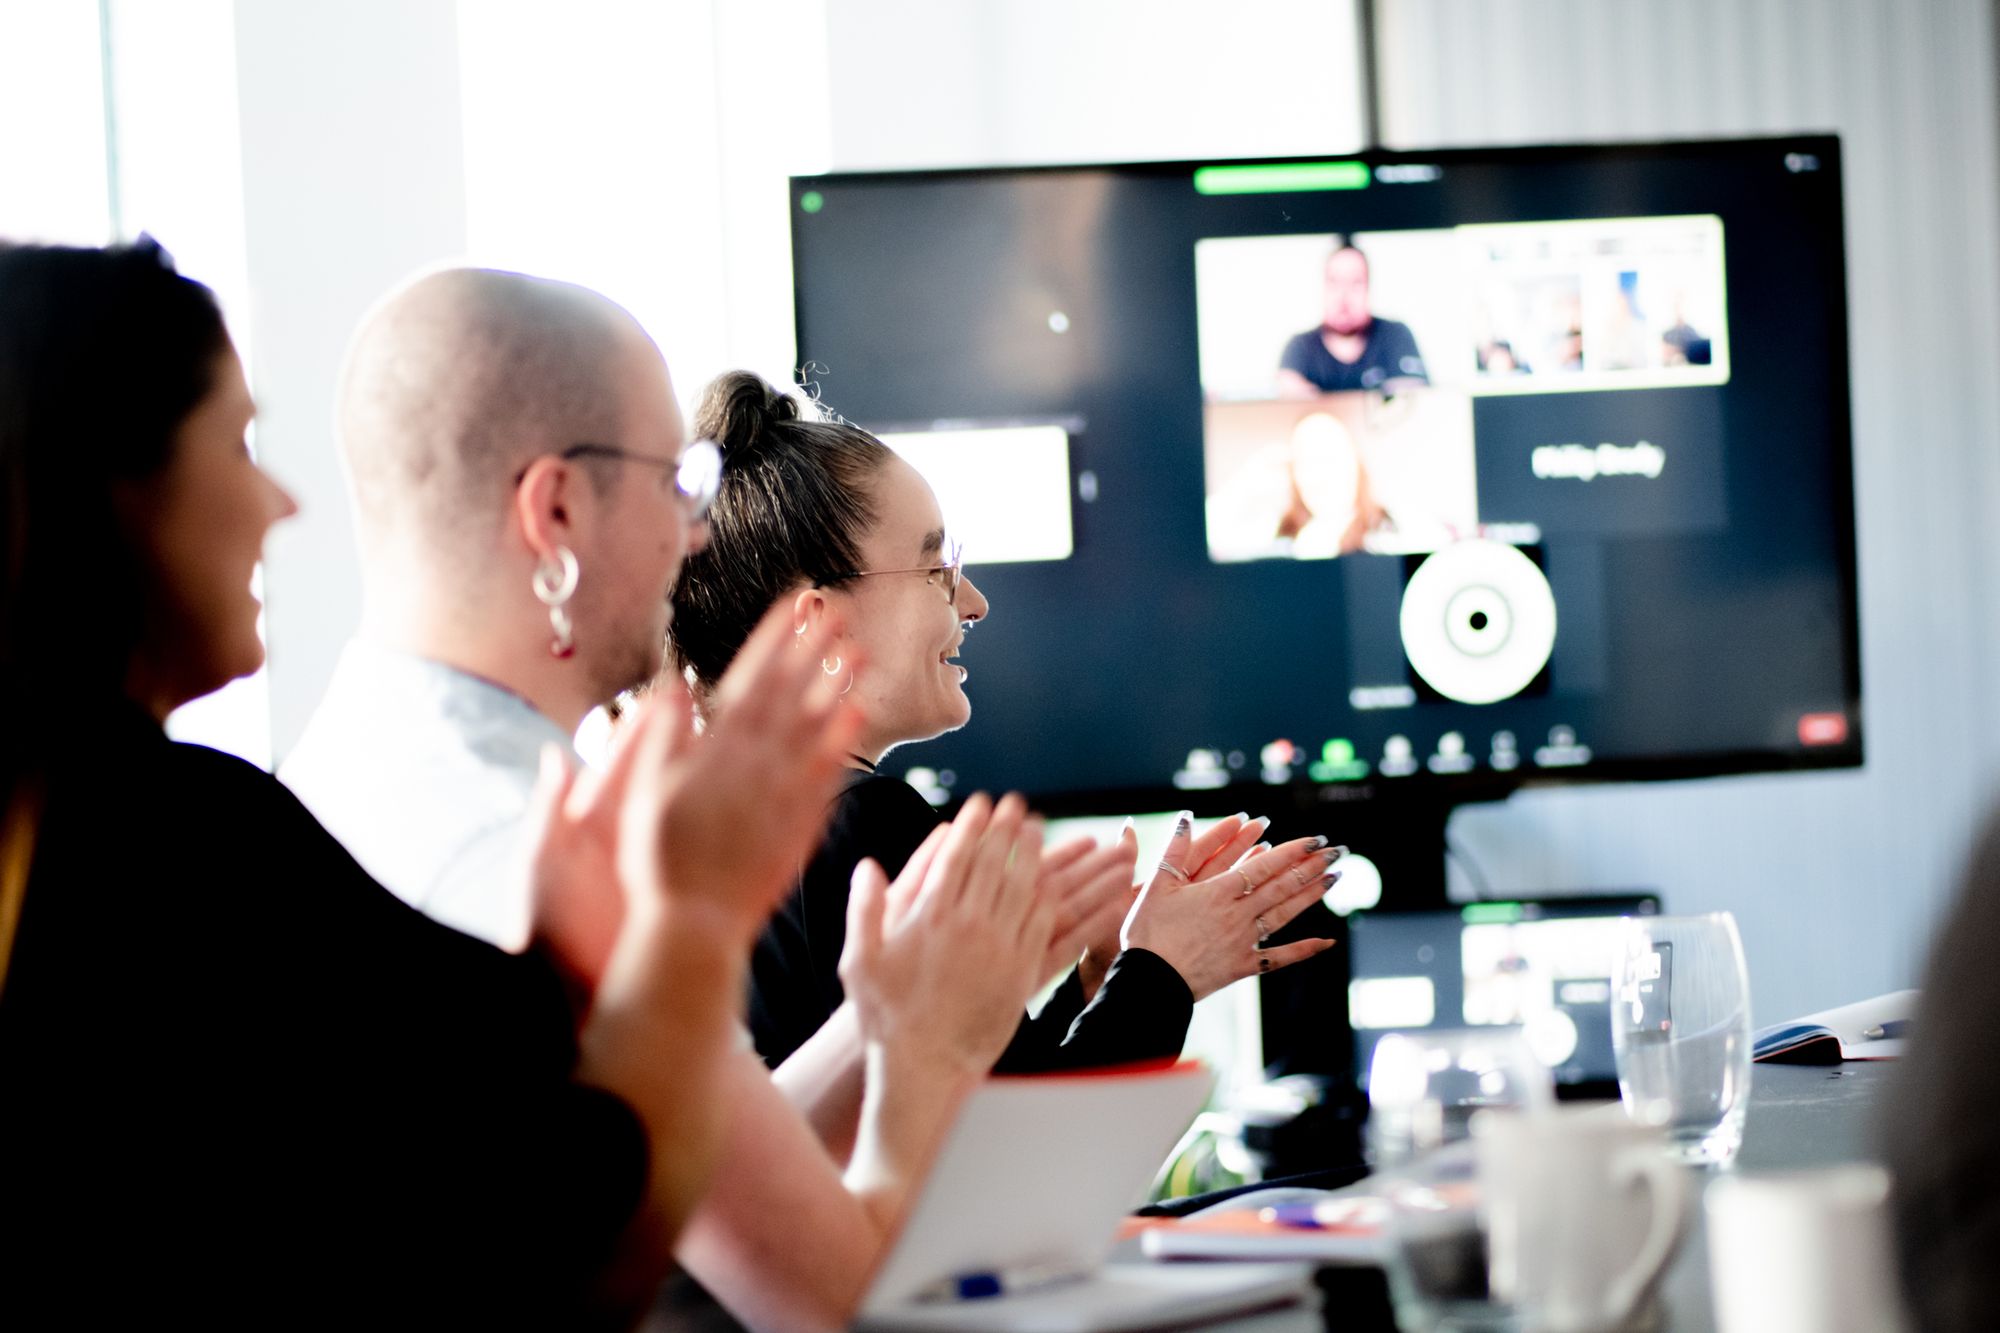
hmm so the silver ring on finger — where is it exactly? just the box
[1235,868,1254,898]
[1254,913,1269,942]
[1158,862,1190,883]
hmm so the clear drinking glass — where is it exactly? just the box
[1610,911,1753,1165]
[1367,1028,1554,1167]
[1369,1029,1552,1333]
[1379,1144,1516,1333]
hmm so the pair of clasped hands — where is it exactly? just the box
[522,602,1339,1072]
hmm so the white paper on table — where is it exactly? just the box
[858,1062,1319,1331]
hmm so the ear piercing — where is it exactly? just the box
[533,546,579,658]
[820,654,855,698]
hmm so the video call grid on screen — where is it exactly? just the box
[1195,215,1730,564]
[788,138,1860,811]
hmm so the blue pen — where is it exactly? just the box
[916,1260,1089,1303]
[1259,1202,1353,1229]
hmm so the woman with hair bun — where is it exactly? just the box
[669,370,1342,1074]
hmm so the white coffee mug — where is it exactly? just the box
[1473,1105,1690,1333]
[1706,1165,1910,1333]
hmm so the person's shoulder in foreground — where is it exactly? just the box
[1884,805,2000,1332]
[3,712,647,1325]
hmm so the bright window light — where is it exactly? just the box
[104,0,269,768]
[0,4,111,242]
[456,1,832,416]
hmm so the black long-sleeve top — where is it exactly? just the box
[747,773,1194,1073]
[0,710,648,1328]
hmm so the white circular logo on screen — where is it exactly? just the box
[1399,539,1558,706]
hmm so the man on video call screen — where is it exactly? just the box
[1276,243,1431,395]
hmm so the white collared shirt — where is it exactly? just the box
[281,640,574,952]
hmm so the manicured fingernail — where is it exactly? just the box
[1250,842,1272,855]
[1173,811,1192,837]
[1309,835,1330,850]
[1120,816,1135,837]
[1323,869,1343,887]
[1228,811,1249,822]
[1323,845,1347,865]
[1248,816,1270,834]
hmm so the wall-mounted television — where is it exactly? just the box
[789,136,1859,905]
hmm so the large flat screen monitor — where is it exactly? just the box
[788,137,1860,902]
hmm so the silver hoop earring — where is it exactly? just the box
[822,655,855,698]
[533,545,579,659]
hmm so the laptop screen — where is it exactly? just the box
[1347,896,1659,1092]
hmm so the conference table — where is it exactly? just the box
[1650,1060,1891,1332]
[1167,1060,1898,1333]
[647,1060,1895,1331]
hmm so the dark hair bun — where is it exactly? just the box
[694,369,799,460]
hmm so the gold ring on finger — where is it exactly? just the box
[1159,862,1190,883]
[1235,868,1254,898]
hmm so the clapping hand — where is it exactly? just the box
[839,793,1059,1076]
[525,603,863,1001]
[1073,813,1267,998]
[522,689,671,1004]
[635,605,863,943]
[1032,832,1141,993]
[1121,812,1342,1000]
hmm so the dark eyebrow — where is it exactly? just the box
[918,527,946,559]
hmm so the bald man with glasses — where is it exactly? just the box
[284,267,1102,1330]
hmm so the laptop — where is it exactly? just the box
[1346,895,1660,1099]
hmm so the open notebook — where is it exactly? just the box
[1753,989,1917,1063]
[856,1062,1316,1332]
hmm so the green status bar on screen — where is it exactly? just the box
[1191,161,1371,195]
[1461,902,1527,925]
